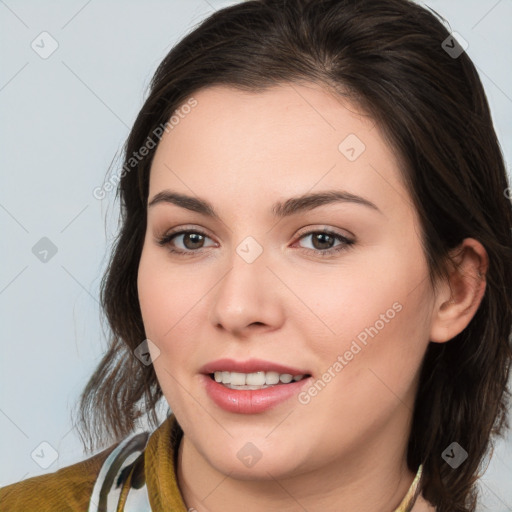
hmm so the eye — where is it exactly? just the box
[157,228,216,256]
[294,229,354,257]
[156,227,355,257]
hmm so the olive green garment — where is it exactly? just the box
[0,414,188,512]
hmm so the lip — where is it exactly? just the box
[201,374,313,414]
[199,358,310,376]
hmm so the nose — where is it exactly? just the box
[208,244,285,338]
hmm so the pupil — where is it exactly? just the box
[313,233,333,250]
[185,233,204,249]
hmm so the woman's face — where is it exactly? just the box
[137,82,437,480]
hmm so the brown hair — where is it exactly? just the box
[75,1,512,510]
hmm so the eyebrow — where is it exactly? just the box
[147,189,382,219]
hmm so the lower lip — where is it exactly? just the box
[201,374,312,414]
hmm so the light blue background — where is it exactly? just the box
[1,1,511,509]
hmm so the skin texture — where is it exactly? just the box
[137,83,487,512]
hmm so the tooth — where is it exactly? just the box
[226,384,270,390]
[265,371,280,385]
[246,371,266,386]
[213,370,306,386]
[230,372,246,386]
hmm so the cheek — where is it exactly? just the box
[137,246,198,339]
[337,285,432,414]
[137,245,212,378]
[307,248,432,389]
[137,249,192,408]
[137,253,169,339]
[304,256,411,351]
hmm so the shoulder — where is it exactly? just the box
[0,443,119,512]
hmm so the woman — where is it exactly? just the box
[1,0,511,511]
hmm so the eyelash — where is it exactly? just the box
[156,227,355,258]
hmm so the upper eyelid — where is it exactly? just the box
[160,225,354,246]
[295,225,354,239]
[161,224,353,237]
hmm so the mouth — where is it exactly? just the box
[200,357,312,390]
[202,373,313,414]
[208,371,311,390]
[199,358,313,413]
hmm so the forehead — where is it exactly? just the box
[157,82,376,166]
[148,83,410,219]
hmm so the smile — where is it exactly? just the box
[211,370,308,389]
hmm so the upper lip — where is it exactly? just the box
[200,358,310,376]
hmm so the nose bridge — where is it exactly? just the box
[209,233,283,334]
[218,233,269,304]
[234,234,265,266]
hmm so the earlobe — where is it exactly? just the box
[429,238,488,343]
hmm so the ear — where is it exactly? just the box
[429,238,488,343]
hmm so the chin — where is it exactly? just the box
[200,438,310,481]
